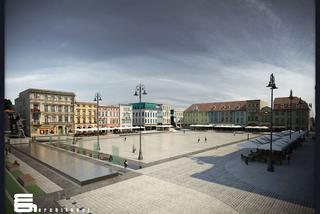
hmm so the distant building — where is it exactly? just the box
[74,102,97,130]
[183,99,268,127]
[273,97,310,130]
[99,105,120,130]
[259,106,271,127]
[119,104,133,128]
[15,88,75,137]
[170,109,184,128]
[161,104,172,125]
[132,102,158,130]
[246,100,268,126]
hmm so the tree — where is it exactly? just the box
[4,99,14,110]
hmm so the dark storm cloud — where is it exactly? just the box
[5,0,315,112]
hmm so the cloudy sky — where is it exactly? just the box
[5,0,315,112]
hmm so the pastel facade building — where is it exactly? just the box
[161,104,172,125]
[119,104,133,128]
[15,88,75,137]
[99,105,120,129]
[74,102,97,130]
[183,100,269,127]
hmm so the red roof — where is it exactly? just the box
[184,101,247,113]
[274,97,309,110]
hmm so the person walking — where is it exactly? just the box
[132,144,136,153]
[124,160,128,168]
[205,136,207,143]
[124,137,127,142]
[197,137,200,143]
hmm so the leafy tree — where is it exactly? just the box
[4,99,14,110]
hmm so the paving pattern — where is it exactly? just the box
[58,175,238,214]
[57,137,315,214]
[7,153,63,193]
[71,131,259,163]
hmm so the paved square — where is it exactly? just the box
[71,131,259,163]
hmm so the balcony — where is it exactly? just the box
[31,108,41,113]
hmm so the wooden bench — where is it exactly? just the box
[17,174,35,187]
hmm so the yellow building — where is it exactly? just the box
[74,102,97,130]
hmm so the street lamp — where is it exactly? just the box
[94,93,102,151]
[289,90,293,139]
[134,84,147,160]
[266,73,277,172]
[298,97,303,133]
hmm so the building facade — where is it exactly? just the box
[119,104,133,128]
[15,89,75,137]
[273,97,310,130]
[246,100,268,126]
[161,104,172,125]
[132,102,158,129]
[183,100,269,127]
[74,102,97,130]
[99,105,120,129]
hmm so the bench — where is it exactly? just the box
[17,174,36,187]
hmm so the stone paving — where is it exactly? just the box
[58,175,238,214]
[57,136,315,214]
[7,153,63,193]
[71,131,259,163]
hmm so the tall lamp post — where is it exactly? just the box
[298,98,302,133]
[289,90,293,139]
[94,93,102,151]
[134,84,147,160]
[267,73,277,172]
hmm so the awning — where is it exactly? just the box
[156,125,173,128]
[190,124,214,127]
[245,126,269,129]
[214,124,243,128]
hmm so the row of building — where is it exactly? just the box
[11,88,311,137]
[14,88,184,137]
[183,98,311,130]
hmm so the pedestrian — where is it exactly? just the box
[109,155,113,162]
[205,137,207,143]
[124,159,128,168]
[124,137,127,142]
[197,137,200,143]
[233,131,235,136]
[132,144,136,153]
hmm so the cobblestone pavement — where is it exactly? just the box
[58,175,238,214]
[57,138,314,214]
[7,153,63,193]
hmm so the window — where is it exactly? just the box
[58,105,62,112]
[65,116,68,123]
[59,116,62,122]
[44,105,48,112]
[51,106,55,112]
[64,106,68,112]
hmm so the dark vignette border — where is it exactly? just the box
[0,0,4,213]
[315,0,319,213]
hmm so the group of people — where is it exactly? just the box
[197,136,207,143]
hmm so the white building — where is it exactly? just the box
[119,104,132,128]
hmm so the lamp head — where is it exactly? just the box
[266,73,277,89]
[143,90,147,95]
[134,91,138,96]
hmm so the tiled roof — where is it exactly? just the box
[184,101,247,113]
[274,97,309,110]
